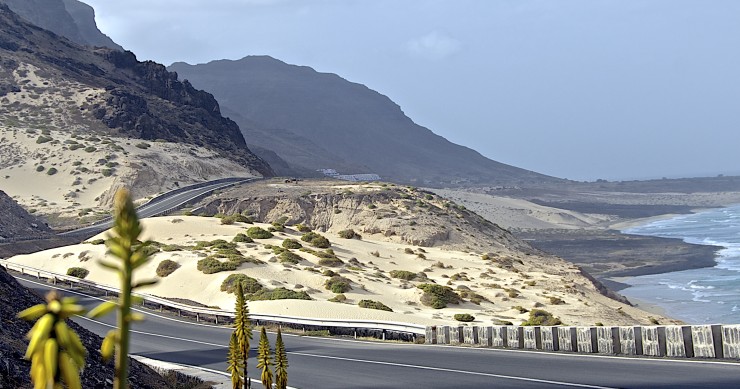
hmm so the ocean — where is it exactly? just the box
[619,204,740,324]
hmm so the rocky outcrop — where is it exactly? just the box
[0,191,51,240]
[0,267,172,388]
[0,0,122,50]
[0,4,272,176]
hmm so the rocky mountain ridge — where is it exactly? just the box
[0,191,51,240]
[169,56,562,187]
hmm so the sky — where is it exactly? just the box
[82,0,740,181]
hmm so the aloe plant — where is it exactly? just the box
[256,327,273,389]
[231,282,252,388]
[274,327,289,389]
[88,188,158,389]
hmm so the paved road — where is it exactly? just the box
[17,278,740,389]
[63,178,253,238]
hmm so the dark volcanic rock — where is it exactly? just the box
[0,267,171,388]
[0,0,122,50]
[0,191,51,241]
[0,4,272,176]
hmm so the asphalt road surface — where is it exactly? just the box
[16,277,740,389]
[64,178,252,238]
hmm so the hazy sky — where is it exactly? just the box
[83,0,740,181]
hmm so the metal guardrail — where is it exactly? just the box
[0,259,426,335]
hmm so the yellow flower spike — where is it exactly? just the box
[48,300,62,314]
[25,314,53,359]
[17,304,48,321]
[101,330,116,361]
[59,352,81,389]
[44,338,59,384]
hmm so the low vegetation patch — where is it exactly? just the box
[548,296,565,305]
[338,229,360,239]
[66,267,89,279]
[156,259,180,277]
[358,300,392,312]
[454,313,475,322]
[521,309,562,326]
[221,274,264,294]
[247,226,273,239]
[197,257,239,274]
[328,294,347,303]
[232,233,253,243]
[417,284,461,309]
[301,232,331,248]
[278,251,302,264]
[282,239,302,249]
[325,276,352,293]
[389,270,418,281]
[250,287,311,301]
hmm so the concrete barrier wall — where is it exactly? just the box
[618,327,641,355]
[641,326,666,357]
[427,323,739,360]
[558,327,577,352]
[665,326,692,358]
[463,326,478,345]
[492,326,507,347]
[523,327,538,349]
[541,327,559,351]
[576,327,598,353]
[507,326,523,349]
[721,325,740,359]
[478,326,493,347]
[449,326,463,345]
[596,327,619,354]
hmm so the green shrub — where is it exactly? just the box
[221,274,264,294]
[389,270,417,281]
[417,284,461,309]
[367,204,377,209]
[549,296,565,305]
[197,258,239,274]
[358,300,392,312]
[232,233,253,243]
[101,168,114,177]
[84,146,96,152]
[325,276,352,293]
[221,215,237,225]
[66,267,89,279]
[46,167,58,175]
[161,244,184,252]
[249,287,311,301]
[85,239,106,245]
[338,229,357,239]
[156,260,180,277]
[269,223,285,232]
[454,313,475,322]
[295,224,311,233]
[521,309,562,326]
[301,232,331,248]
[69,144,84,150]
[282,239,302,249]
[318,257,344,267]
[328,294,347,303]
[35,165,45,172]
[279,251,302,264]
[135,142,151,149]
[246,226,273,239]
[404,248,414,254]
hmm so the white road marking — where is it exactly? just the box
[289,351,618,388]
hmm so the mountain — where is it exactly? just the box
[169,56,562,187]
[0,191,51,240]
[0,0,122,50]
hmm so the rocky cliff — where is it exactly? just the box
[0,191,51,240]
[0,4,272,176]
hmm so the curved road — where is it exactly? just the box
[16,277,740,389]
[63,177,254,238]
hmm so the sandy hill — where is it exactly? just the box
[169,56,562,187]
[0,4,270,226]
[9,180,675,327]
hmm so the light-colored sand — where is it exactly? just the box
[8,216,675,326]
[0,126,256,223]
[430,189,616,230]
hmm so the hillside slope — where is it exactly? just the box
[169,56,561,187]
[0,0,122,50]
[0,191,51,240]
[0,4,271,224]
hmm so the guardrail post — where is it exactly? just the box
[354,328,358,339]
[215,316,219,325]
[722,325,740,359]
[382,329,387,341]
[692,325,723,358]
[196,313,200,323]
[36,271,40,279]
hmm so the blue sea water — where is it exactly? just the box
[620,204,740,324]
